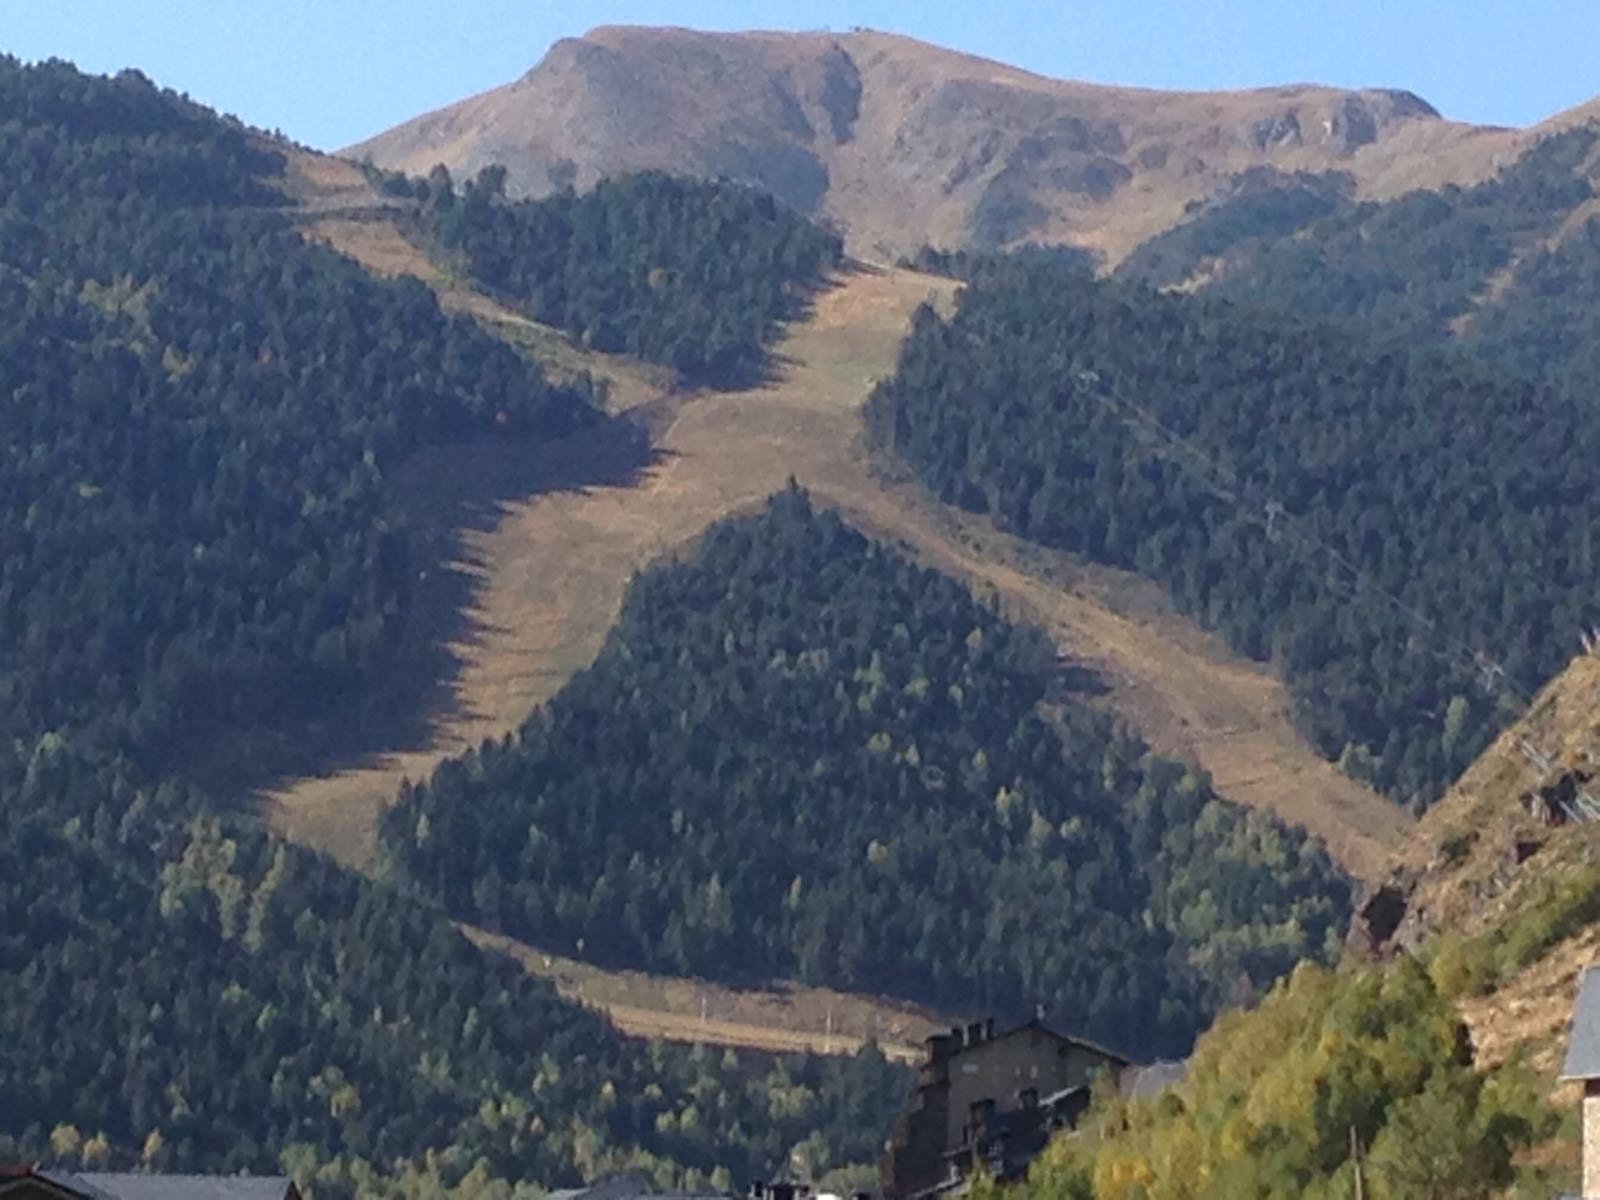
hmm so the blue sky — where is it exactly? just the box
[5,1,1598,150]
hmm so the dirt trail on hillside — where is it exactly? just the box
[263,264,955,867]
[265,245,1405,880]
[462,924,939,1063]
[819,486,1412,879]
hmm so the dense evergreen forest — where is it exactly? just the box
[867,255,1600,809]
[1462,204,1600,400]
[14,45,1574,1198]
[0,57,907,1195]
[1115,167,1353,290]
[0,55,598,769]
[1118,124,1600,394]
[383,488,1349,1060]
[901,242,1096,281]
[402,166,842,386]
[0,741,906,1196]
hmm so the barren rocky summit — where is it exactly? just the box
[348,24,1543,262]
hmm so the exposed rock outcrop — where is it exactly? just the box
[347,25,1526,263]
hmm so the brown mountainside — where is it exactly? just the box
[347,25,1540,262]
[1353,654,1600,1085]
[1359,656,1600,953]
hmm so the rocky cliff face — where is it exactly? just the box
[347,25,1514,263]
[1351,654,1600,1081]
[1354,656,1600,955]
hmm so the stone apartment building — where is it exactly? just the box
[880,1018,1138,1199]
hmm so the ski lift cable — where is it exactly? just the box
[1074,374,1538,710]
[1071,373,1600,814]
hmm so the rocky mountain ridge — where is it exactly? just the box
[348,24,1560,262]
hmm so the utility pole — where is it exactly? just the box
[1350,1126,1365,1200]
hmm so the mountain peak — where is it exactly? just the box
[348,25,1486,263]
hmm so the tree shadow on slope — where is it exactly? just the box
[185,411,662,819]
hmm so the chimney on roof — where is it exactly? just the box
[967,1021,984,1046]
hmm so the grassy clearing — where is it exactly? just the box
[816,476,1412,881]
[279,188,1407,879]
[258,157,1410,1055]
[258,254,962,866]
[462,924,941,1063]
[275,230,1414,876]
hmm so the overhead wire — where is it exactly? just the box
[1068,368,1589,818]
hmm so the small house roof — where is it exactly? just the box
[1560,965,1600,1080]
[546,1175,658,1200]
[1028,1019,1135,1068]
[544,1177,728,1200]
[0,1167,85,1200]
[4,1171,295,1200]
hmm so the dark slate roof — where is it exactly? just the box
[1029,1019,1136,1067]
[53,1173,294,1200]
[1561,966,1600,1080]
[0,1168,86,1200]
[543,1178,727,1200]
[546,1174,658,1200]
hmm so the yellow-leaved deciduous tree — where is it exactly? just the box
[244,842,288,953]
[1020,958,1551,1200]
[276,1143,319,1194]
[330,1081,362,1119]
[48,1123,82,1160]
[1095,1155,1157,1199]
[787,1130,831,1184]
[1426,931,1495,1001]
[1366,1074,1505,1199]
[569,1118,606,1181]
[158,814,245,939]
